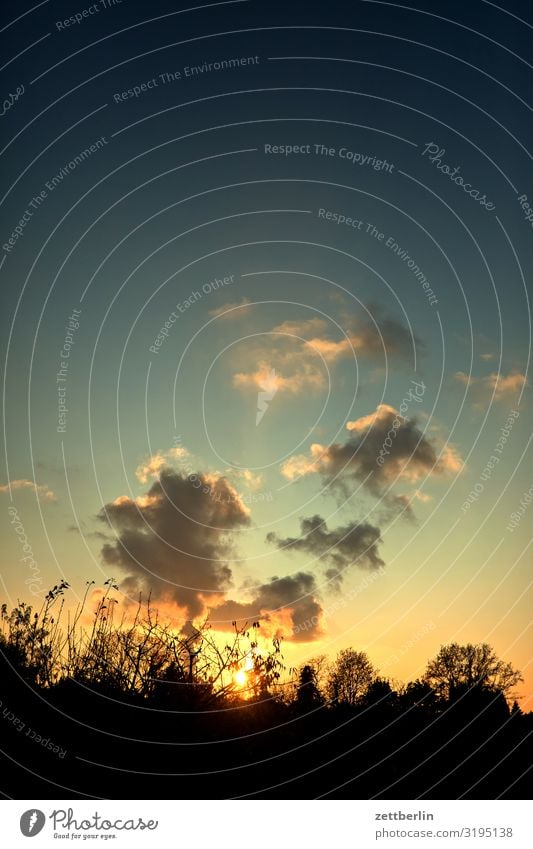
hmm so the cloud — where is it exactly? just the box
[281,404,462,511]
[135,446,189,484]
[272,318,329,337]
[230,468,264,492]
[413,489,433,503]
[485,372,527,399]
[98,469,250,620]
[210,572,325,642]
[208,297,252,320]
[273,314,416,360]
[233,312,417,396]
[304,336,355,363]
[302,316,416,364]
[135,452,167,484]
[233,360,325,394]
[136,444,265,497]
[455,370,527,404]
[279,443,326,480]
[0,479,56,501]
[99,468,319,639]
[266,514,384,589]
[213,511,385,642]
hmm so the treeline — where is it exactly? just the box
[0,582,530,799]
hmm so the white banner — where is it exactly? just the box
[0,800,530,848]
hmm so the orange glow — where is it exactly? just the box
[234,669,247,687]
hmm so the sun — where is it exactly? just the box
[234,669,247,687]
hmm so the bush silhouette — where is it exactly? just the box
[0,582,530,800]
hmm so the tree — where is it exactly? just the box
[296,664,324,711]
[362,678,397,710]
[304,654,330,693]
[424,643,522,702]
[399,679,438,713]
[327,648,374,705]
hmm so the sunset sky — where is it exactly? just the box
[1,0,531,706]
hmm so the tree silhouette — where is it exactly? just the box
[0,585,530,800]
[362,677,396,710]
[327,648,374,705]
[424,642,522,702]
[399,679,438,713]
[296,663,324,711]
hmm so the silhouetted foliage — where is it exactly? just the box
[0,581,283,706]
[0,584,530,800]
[296,664,324,711]
[362,677,397,710]
[424,642,522,701]
[327,648,374,705]
[398,679,439,714]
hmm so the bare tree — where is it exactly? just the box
[327,648,374,705]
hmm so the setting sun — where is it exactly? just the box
[234,669,248,687]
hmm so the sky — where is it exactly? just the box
[1,0,531,705]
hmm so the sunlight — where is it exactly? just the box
[234,669,247,687]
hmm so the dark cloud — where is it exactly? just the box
[349,314,418,361]
[375,493,417,524]
[282,403,462,515]
[98,468,325,641]
[98,469,250,619]
[211,572,324,642]
[327,405,438,494]
[266,514,384,589]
